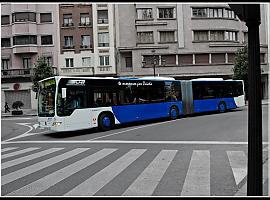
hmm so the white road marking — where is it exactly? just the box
[65,149,146,196]
[1,147,39,159]
[89,119,181,141]
[4,123,48,142]
[123,150,177,196]
[6,148,117,196]
[2,148,63,169]
[181,150,210,196]
[1,147,19,153]
[4,123,33,142]
[1,148,89,186]
[227,151,247,185]
[2,140,269,145]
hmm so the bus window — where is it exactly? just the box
[119,85,137,105]
[137,85,150,104]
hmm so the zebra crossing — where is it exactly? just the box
[1,145,268,196]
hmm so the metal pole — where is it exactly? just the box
[153,62,156,77]
[246,5,262,196]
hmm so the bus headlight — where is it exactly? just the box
[52,122,62,127]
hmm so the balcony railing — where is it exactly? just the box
[97,18,108,24]
[78,22,92,27]
[62,22,74,27]
[1,67,58,78]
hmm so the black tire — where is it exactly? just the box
[218,102,227,113]
[98,113,114,131]
[169,106,179,120]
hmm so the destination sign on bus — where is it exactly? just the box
[118,81,152,86]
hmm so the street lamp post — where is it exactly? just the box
[151,49,165,77]
[151,49,157,77]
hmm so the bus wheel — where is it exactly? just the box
[98,113,114,131]
[218,102,227,113]
[169,106,179,120]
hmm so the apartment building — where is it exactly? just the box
[1,3,59,110]
[115,3,269,98]
[58,3,116,77]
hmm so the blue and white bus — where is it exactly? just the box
[38,76,245,132]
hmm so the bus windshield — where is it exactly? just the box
[38,78,56,117]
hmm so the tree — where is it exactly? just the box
[32,56,54,92]
[232,45,248,100]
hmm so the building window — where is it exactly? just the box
[178,54,193,65]
[137,8,152,20]
[209,8,223,18]
[98,32,109,47]
[64,36,73,48]
[40,13,52,23]
[194,31,208,41]
[158,7,175,19]
[44,56,53,66]
[13,35,37,45]
[125,56,132,68]
[12,12,36,22]
[192,8,207,17]
[65,58,74,67]
[1,59,10,70]
[97,10,108,24]
[23,58,31,68]
[210,30,224,41]
[137,31,154,44]
[1,38,11,47]
[225,31,238,41]
[81,35,90,48]
[159,31,175,43]
[82,57,91,67]
[260,53,265,64]
[227,53,235,63]
[211,53,225,64]
[243,32,248,43]
[226,9,236,19]
[195,54,209,64]
[63,14,73,26]
[80,13,90,26]
[99,56,109,66]
[41,35,53,45]
[1,15,10,25]
[161,55,176,65]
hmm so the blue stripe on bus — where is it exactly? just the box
[193,98,237,113]
[112,102,183,123]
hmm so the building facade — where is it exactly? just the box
[115,3,269,98]
[1,3,269,112]
[1,3,59,110]
[58,3,116,77]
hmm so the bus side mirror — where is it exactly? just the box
[62,88,67,98]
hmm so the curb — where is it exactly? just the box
[1,114,37,118]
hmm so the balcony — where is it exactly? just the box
[13,45,38,54]
[1,67,58,79]
[60,67,95,76]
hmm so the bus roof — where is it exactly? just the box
[39,76,176,82]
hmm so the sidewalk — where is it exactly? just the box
[1,109,37,118]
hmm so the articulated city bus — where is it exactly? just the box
[38,76,245,132]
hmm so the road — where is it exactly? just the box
[1,105,269,196]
